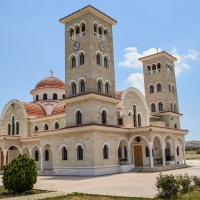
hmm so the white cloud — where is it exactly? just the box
[119,46,199,76]
[127,73,145,95]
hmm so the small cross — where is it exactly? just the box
[156,48,159,53]
[49,69,54,77]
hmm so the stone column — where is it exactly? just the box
[162,148,166,166]
[174,146,177,165]
[40,150,43,171]
[148,142,153,168]
[3,150,7,166]
[183,146,186,164]
[29,149,32,158]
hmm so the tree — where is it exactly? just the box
[2,154,37,193]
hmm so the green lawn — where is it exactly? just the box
[0,186,47,199]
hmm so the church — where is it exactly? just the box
[0,5,188,176]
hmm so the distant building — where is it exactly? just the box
[0,6,188,175]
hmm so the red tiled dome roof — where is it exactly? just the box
[115,90,124,99]
[35,77,65,90]
[22,102,46,117]
[52,103,65,115]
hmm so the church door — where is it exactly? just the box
[165,148,171,161]
[134,145,143,167]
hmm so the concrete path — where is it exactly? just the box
[0,160,199,199]
[0,192,68,200]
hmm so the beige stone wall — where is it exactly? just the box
[0,103,28,137]
[122,91,148,128]
[65,98,117,126]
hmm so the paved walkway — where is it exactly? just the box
[0,160,199,199]
[0,192,68,200]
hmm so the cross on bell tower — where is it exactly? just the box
[49,69,54,77]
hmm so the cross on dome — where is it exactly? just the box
[49,69,54,77]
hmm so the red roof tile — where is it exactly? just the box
[52,103,65,115]
[115,90,124,99]
[22,102,46,117]
[34,77,65,90]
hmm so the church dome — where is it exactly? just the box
[35,77,65,90]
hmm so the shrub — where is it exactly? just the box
[2,154,37,194]
[177,173,192,193]
[155,173,180,199]
[191,175,200,187]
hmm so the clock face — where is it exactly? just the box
[99,42,106,52]
[73,42,80,51]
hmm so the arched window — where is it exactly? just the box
[97,81,102,93]
[77,145,83,160]
[8,123,11,135]
[174,123,177,129]
[53,93,57,100]
[36,95,39,101]
[81,24,85,32]
[158,102,163,111]
[172,85,175,93]
[72,56,76,68]
[102,110,107,124]
[80,53,84,65]
[104,57,108,68]
[177,146,179,155]
[45,150,49,161]
[70,29,74,37]
[96,54,101,65]
[94,25,97,32]
[35,150,39,161]
[72,82,76,95]
[150,85,154,93]
[133,105,137,127]
[43,93,47,100]
[151,103,156,112]
[99,28,102,35]
[76,27,80,34]
[157,63,161,71]
[34,125,38,132]
[147,65,151,71]
[174,104,177,112]
[118,147,122,158]
[55,122,59,129]
[62,147,67,160]
[103,145,108,159]
[62,94,65,98]
[16,121,19,134]
[80,80,85,93]
[105,83,109,95]
[124,146,127,158]
[12,116,15,135]
[168,84,171,92]
[170,102,173,111]
[152,64,156,71]
[138,113,141,127]
[157,83,162,92]
[104,30,107,38]
[76,111,82,125]
[146,146,149,157]
[44,123,48,131]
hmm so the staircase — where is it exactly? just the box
[140,164,190,172]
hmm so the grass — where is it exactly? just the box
[0,185,48,199]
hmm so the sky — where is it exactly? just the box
[0,1,200,141]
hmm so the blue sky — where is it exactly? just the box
[0,1,199,141]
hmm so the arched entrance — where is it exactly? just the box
[118,139,128,161]
[165,134,175,165]
[177,137,185,164]
[152,135,163,165]
[129,135,149,167]
[7,145,21,164]
[31,145,41,170]
[22,146,30,157]
[0,146,5,170]
[42,144,53,170]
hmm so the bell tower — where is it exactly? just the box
[139,51,182,129]
[59,5,118,127]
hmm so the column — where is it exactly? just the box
[29,149,32,158]
[162,148,166,166]
[40,151,43,171]
[183,146,186,164]
[102,83,105,93]
[174,146,177,165]
[148,142,153,168]
[3,150,7,166]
